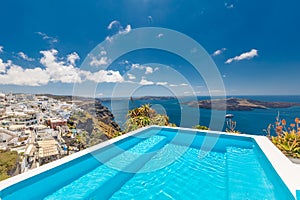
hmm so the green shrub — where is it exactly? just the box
[192,125,209,130]
[124,104,173,132]
[266,115,300,158]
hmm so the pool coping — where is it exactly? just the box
[0,125,299,199]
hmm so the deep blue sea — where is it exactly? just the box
[101,96,300,135]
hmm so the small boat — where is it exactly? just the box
[225,114,234,119]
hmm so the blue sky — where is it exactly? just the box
[0,0,299,97]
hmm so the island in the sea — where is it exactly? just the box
[131,96,177,101]
[184,98,300,111]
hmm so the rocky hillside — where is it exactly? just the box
[185,98,300,111]
[46,95,122,146]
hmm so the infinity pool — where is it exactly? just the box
[0,126,297,199]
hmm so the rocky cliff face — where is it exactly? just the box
[79,100,121,132]
[46,95,122,143]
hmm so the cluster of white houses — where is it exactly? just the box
[0,93,79,174]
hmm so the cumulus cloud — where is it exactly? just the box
[100,50,107,56]
[85,70,124,83]
[130,64,156,75]
[36,32,58,44]
[225,49,258,64]
[131,63,143,70]
[127,73,136,80]
[18,52,35,61]
[0,59,12,73]
[105,36,113,42]
[90,56,109,67]
[67,52,80,65]
[140,77,154,85]
[40,49,82,83]
[106,21,132,42]
[0,49,125,86]
[145,66,153,74]
[40,49,123,84]
[0,65,49,86]
[122,25,131,34]
[212,48,227,56]
[0,46,3,53]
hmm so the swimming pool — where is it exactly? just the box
[0,126,299,199]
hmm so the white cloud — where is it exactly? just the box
[107,20,120,29]
[67,52,80,65]
[86,70,124,83]
[121,25,131,34]
[107,21,131,37]
[130,64,156,75]
[100,50,107,56]
[156,82,168,86]
[90,56,109,67]
[127,73,136,80]
[140,77,154,85]
[225,49,258,64]
[0,46,3,53]
[0,49,125,86]
[212,48,227,56]
[105,36,113,42]
[0,65,49,86]
[157,33,164,38]
[18,52,35,61]
[36,32,58,44]
[131,63,143,70]
[145,66,153,74]
[40,49,82,83]
[0,59,12,73]
[0,57,50,86]
[168,83,188,87]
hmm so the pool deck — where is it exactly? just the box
[0,125,299,199]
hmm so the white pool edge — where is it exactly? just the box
[0,125,299,199]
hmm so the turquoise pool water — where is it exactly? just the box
[0,127,295,199]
